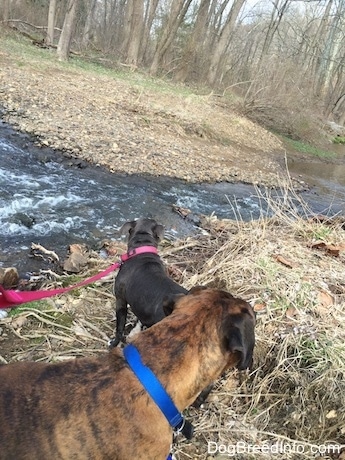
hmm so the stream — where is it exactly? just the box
[0,120,344,274]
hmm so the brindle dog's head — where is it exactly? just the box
[163,286,256,371]
[220,297,256,370]
[119,218,164,251]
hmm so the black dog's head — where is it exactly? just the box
[119,218,164,250]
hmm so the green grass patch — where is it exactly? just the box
[60,275,99,297]
[8,301,52,317]
[310,225,332,241]
[298,333,345,371]
[61,275,84,287]
[9,302,74,328]
[283,137,335,158]
[333,136,345,144]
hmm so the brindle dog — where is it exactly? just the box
[0,287,255,460]
[110,217,187,348]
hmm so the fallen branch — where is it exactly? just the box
[31,243,59,262]
[2,19,61,33]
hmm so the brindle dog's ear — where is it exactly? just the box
[153,223,164,240]
[187,286,208,295]
[119,220,136,236]
[222,312,255,370]
[162,293,185,316]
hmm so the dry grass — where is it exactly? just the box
[1,187,345,459]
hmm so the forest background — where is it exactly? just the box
[1,0,345,145]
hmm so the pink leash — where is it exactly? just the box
[0,246,158,309]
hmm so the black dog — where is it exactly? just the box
[109,218,187,348]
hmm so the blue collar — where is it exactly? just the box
[123,344,193,440]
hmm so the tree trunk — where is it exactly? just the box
[309,0,333,77]
[46,0,57,46]
[81,0,97,49]
[120,0,135,57]
[314,0,342,96]
[141,0,159,64]
[2,0,10,21]
[125,0,144,66]
[259,0,289,63]
[337,95,345,125]
[207,0,245,86]
[57,0,79,61]
[149,0,193,76]
[174,0,211,82]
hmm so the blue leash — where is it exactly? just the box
[123,344,194,442]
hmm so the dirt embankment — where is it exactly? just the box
[0,36,287,187]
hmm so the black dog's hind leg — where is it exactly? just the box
[192,384,214,408]
[109,298,128,348]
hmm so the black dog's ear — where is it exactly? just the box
[119,220,136,236]
[153,223,164,240]
[222,313,255,370]
[162,293,185,316]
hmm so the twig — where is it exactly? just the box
[31,243,59,262]
[87,287,114,299]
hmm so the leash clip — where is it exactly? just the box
[174,418,194,440]
[174,417,186,435]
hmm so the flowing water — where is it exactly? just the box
[0,121,260,273]
[0,120,344,274]
[286,151,345,227]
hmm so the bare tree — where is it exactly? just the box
[259,0,290,63]
[149,0,193,75]
[121,0,145,66]
[81,0,97,48]
[174,0,212,82]
[46,0,57,46]
[307,0,333,86]
[321,0,345,122]
[140,0,159,64]
[95,0,126,54]
[333,93,345,125]
[207,0,246,86]
[2,0,10,22]
[314,0,342,95]
[120,0,135,57]
[57,0,79,61]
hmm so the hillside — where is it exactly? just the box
[0,32,286,187]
